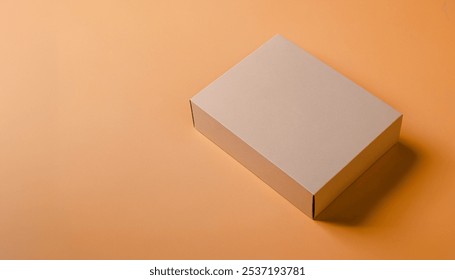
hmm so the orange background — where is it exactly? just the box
[1,0,455,259]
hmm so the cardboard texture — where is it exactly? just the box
[190,35,402,218]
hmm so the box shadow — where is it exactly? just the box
[315,141,418,225]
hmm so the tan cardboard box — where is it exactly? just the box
[190,35,402,218]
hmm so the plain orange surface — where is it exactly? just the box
[1,0,455,259]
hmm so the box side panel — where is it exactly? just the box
[191,100,314,217]
[314,115,403,217]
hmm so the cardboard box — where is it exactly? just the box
[190,35,402,218]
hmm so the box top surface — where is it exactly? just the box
[191,35,401,194]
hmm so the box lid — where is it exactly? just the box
[191,35,401,195]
